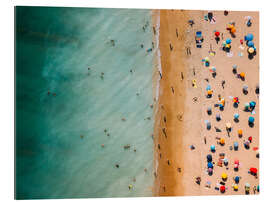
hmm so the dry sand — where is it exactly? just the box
[153,9,259,196]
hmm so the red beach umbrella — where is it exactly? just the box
[250,168,258,174]
[234,159,239,165]
[220,185,226,193]
[215,31,220,37]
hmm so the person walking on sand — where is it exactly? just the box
[171,86,175,94]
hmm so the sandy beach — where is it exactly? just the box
[153,9,259,196]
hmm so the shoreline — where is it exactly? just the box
[152,9,190,196]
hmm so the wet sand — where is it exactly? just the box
[153,10,259,196]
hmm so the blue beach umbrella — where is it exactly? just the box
[249,116,255,123]
[250,101,256,108]
[234,176,240,183]
[234,142,239,150]
[210,145,215,152]
[206,85,211,91]
[247,41,254,47]
[226,38,232,44]
[207,162,213,168]
[245,33,254,41]
[234,113,239,119]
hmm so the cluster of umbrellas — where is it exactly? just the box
[196,13,259,195]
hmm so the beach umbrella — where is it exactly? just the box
[215,31,220,37]
[227,24,234,30]
[249,116,255,123]
[250,101,256,108]
[207,154,212,162]
[240,72,245,78]
[220,138,225,145]
[234,113,239,119]
[221,172,228,180]
[238,129,243,135]
[225,44,231,49]
[222,41,226,47]
[233,97,239,103]
[250,167,258,174]
[226,38,232,44]
[257,185,260,192]
[226,122,232,129]
[245,33,254,41]
[244,103,250,111]
[207,90,213,95]
[208,168,213,174]
[216,114,221,121]
[247,41,254,47]
[206,85,211,91]
[248,47,254,54]
[234,159,239,165]
[205,57,210,62]
[211,67,216,72]
[233,184,239,191]
[208,162,213,169]
[243,85,248,91]
[245,183,250,188]
[234,176,240,183]
[223,158,228,166]
[210,145,215,152]
[220,185,226,193]
[234,142,239,150]
[231,27,236,33]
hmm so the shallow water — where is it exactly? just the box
[16,6,156,199]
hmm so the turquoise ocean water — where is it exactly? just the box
[16,6,157,199]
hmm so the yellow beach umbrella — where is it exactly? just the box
[233,185,238,191]
[205,57,210,62]
[221,172,228,180]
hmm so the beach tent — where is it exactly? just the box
[208,162,213,169]
[245,33,254,41]
[207,154,212,162]
[247,41,254,47]
[249,116,255,123]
